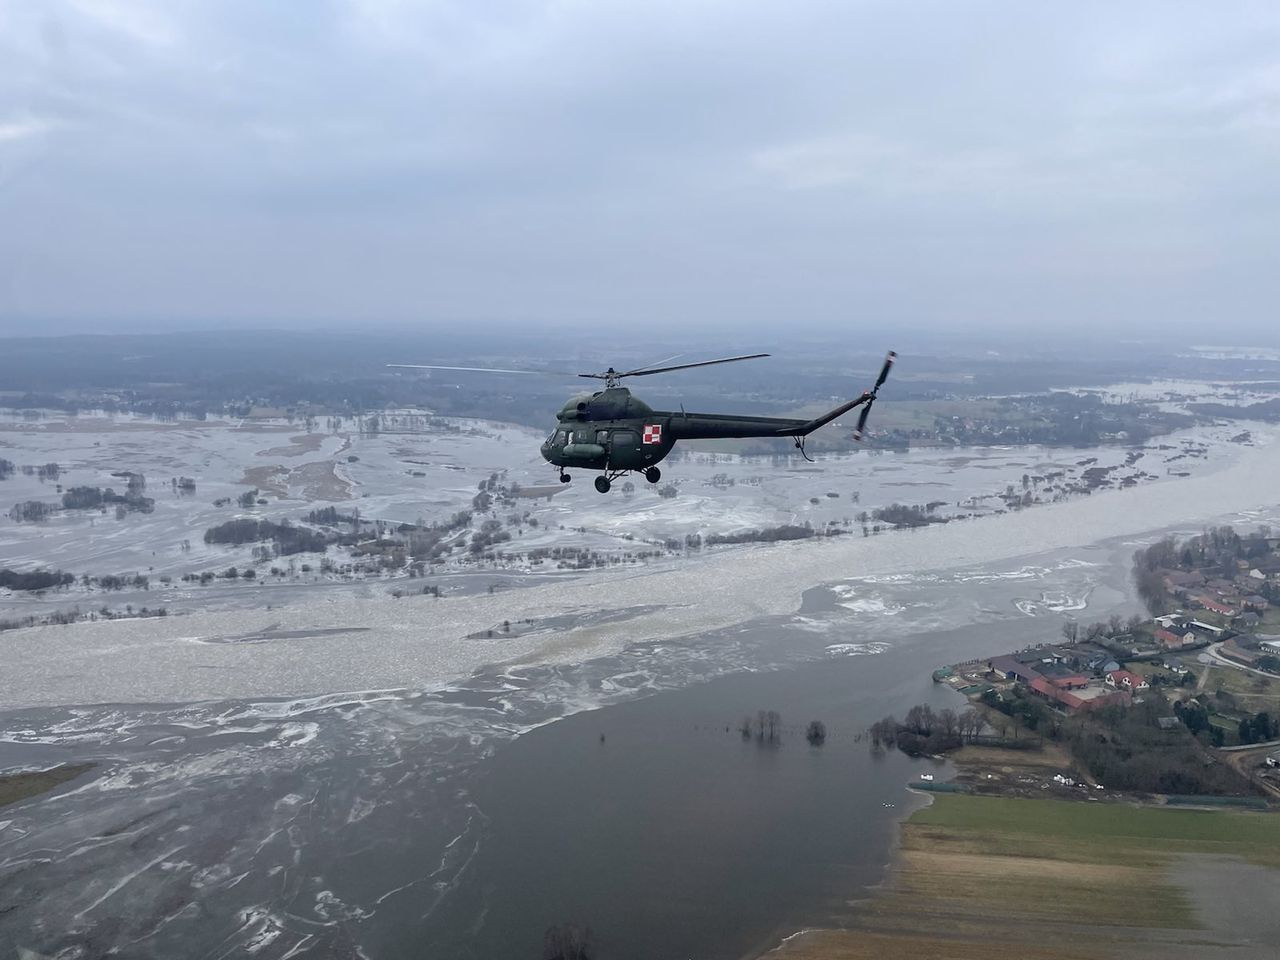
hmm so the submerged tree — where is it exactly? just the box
[805,720,827,745]
[542,922,594,960]
[869,715,898,749]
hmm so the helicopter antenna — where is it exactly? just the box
[580,353,770,389]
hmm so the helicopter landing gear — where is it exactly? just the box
[594,476,611,494]
[644,466,661,484]
[559,470,571,484]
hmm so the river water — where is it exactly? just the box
[2,428,1280,958]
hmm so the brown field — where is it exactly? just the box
[764,794,1280,960]
[944,739,1103,798]
[237,460,351,500]
[258,433,326,458]
[239,464,289,497]
[292,460,352,501]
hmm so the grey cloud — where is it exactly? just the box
[1,1,1279,337]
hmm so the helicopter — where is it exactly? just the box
[388,351,895,493]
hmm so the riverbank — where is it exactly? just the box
[766,793,1280,960]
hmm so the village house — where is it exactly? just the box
[1237,612,1262,630]
[1105,669,1150,693]
[1189,620,1225,639]
[1030,676,1130,713]
[1155,627,1197,650]
[1220,636,1263,668]
[1048,673,1091,690]
[1193,595,1237,617]
[987,652,1057,685]
[1086,654,1121,674]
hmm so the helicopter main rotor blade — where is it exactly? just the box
[387,364,577,377]
[622,353,684,376]
[581,353,770,380]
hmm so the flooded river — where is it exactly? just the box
[2,426,1280,958]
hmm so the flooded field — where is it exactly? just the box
[0,404,1258,629]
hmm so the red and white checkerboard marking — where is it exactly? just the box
[642,424,662,444]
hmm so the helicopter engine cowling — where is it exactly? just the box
[562,442,607,465]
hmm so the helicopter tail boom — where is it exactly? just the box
[661,350,895,442]
[790,392,874,437]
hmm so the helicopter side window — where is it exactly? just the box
[596,430,610,445]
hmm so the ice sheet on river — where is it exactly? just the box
[2,426,1280,707]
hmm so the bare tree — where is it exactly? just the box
[938,708,959,739]
[903,704,936,735]
[1061,621,1079,643]
[870,715,898,748]
[960,708,986,741]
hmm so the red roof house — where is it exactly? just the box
[1105,669,1149,693]
[1155,628,1196,649]
[1194,596,1237,617]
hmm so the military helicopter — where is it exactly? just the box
[388,351,895,493]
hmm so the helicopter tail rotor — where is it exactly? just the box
[853,351,896,441]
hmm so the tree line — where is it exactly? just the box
[204,518,332,555]
[869,704,988,755]
[0,568,74,591]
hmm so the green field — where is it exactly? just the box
[774,792,1280,960]
[914,794,1280,868]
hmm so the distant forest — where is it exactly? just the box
[0,330,1275,436]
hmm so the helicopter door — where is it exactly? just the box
[609,430,638,468]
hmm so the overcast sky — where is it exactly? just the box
[2,1,1279,338]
